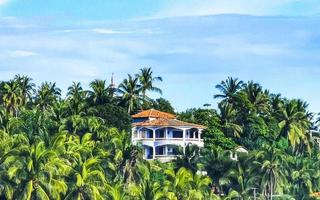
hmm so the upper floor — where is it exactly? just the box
[131,109,206,146]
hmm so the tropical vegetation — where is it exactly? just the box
[0,70,319,199]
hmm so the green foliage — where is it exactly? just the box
[89,104,131,132]
[142,97,175,114]
[203,128,236,150]
[0,73,318,200]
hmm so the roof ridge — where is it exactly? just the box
[132,117,206,129]
[132,109,176,119]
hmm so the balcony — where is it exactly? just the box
[132,129,203,141]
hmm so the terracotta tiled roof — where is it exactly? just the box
[133,118,206,129]
[132,109,176,119]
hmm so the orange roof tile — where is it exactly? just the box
[132,109,176,119]
[133,118,206,129]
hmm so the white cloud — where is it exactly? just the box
[92,28,126,34]
[8,50,38,57]
[91,28,155,35]
[0,0,8,5]
[205,36,289,57]
[152,0,312,18]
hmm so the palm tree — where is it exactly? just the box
[223,153,259,199]
[163,167,193,199]
[35,82,61,111]
[88,79,110,106]
[252,146,288,199]
[288,156,320,199]
[0,106,9,131]
[191,172,213,199]
[218,103,243,138]
[127,163,164,200]
[0,131,29,199]
[137,67,162,101]
[64,157,106,200]
[241,81,269,114]
[2,80,22,116]
[214,77,244,104]
[106,182,129,200]
[13,75,35,107]
[118,74,143,114]
[202,147,235,196]
[174,144,200,173]
[7,109,54,145]
[163,167,212,199]
[12,141,69,199]
[67,82,87,115]
[277,99,312,153]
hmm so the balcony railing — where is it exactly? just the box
[133,137,203,141]
[153,155,177,162]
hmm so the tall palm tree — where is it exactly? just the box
[67,82,87,115]
[277,99,312,153]
[118,74,143,114]
[218,103,243,138]
[163,167,212,199]
[202,147,235,196]
[137,67,162,101]
[287,155,320,199]
[88,79,110,106]
[174,144,200,173]
[7,109,54,145]
[0,81,5,105]
[13,75,35,107]
[64,157,106,200]
[2,80,22,116]
[190,172,213,199]
[127,163,164,200]
[241,81,269,114]
[252,146,288,199]
[0,131,29,199]
[214,77,244,104]
[163,167,193,199]
[12,141,69,199]
[223,153,259,199]
[35,82,61,112]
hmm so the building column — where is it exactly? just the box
[137,128,141,139]
[165,145,168,156]
[153,128,156,159]
[165,128,168,139]
[144,147,148,159]
[153,128,156,141]
[131,127,135,143]
[183,129,186,154]
[198,129,202,142]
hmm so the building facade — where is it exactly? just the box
[131,109,206,161]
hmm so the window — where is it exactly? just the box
[156,129,165,138]
[157,146,165,155]
[172,131,183,138]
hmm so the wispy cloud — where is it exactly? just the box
[92,28,126,34]
[152,0,320,18]
[0,15,320,112]
[0,0,8,5]
[8,50,38,57]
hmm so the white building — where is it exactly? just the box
[131,109,206,162]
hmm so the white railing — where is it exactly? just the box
[133,137,203,141]
[154,155,177,162]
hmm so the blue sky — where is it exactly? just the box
[1,0,320,112]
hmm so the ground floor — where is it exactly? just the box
[144,144,181,161]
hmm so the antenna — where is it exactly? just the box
[111,72,114,85]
